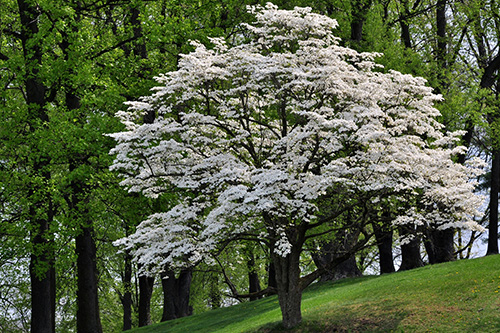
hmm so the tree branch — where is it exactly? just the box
[225,286,277,300]
[480,53,500,89]
[91,35,140,59]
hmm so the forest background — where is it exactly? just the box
[0,0,499,332]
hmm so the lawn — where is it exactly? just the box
[129,254,500,332]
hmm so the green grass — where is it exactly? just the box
[129,255,500,332]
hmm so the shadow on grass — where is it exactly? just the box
[303,275,379,295]
[135,294,282,332]
[252,299,408,333]
[135,275,397,333]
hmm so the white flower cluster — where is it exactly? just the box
[110,3,484,272]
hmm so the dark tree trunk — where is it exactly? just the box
[208,274,221,309]
[425,229,455,264]
[487,149,500,255]
[429,0,457,262]
[398,226,424,271]
[161,268,192,321]
[76,227,102,333]
[436,0,447,68]
[351,21,364,42]
[399,0,412,49]
[267,261,277,289]
[272,249,302,329]
[247,249,261,301]
[435,229,455,262]
[121,250,133,331]
[480,55,500,256]
[130,3,147,60]
[373,224,395,274]
[350,0,372,42]
[65,81,102,332]
[400,19,412,49]
[17,0,56,331]
[330,256,362,280]
[138,275,155,327]
[423,231,436,264]
[312,230,362,281]
[30,225,56,333]
[28,162,55,333]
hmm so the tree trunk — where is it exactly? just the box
[247,250,261,301]
[65,82,102,332]
[121,250,133,331]
[30,226,56,333]
[161,268,192,321]
[436,0,447,69]
[312,230,362,281]
[350,0,372,42]
[138,274,155,327]
[425,229,456,264]
[17,0,56,331]
[351,20,364,42]
[76,227,102,333]
[208,274,221,309]
[398,226,424,271]
[487,149,500,254]
[272,249,302,329]
[267,261,277,289]
[373,224,395,274]
[28,163,55,333]
[400,19,412,49]
[130,3,147,60]
[399,0,412,49]
[430,0,457,262]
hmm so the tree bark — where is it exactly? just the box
[400,19,412,49]
[65,82,102,332]
[76,227,102,333]
[138,274,155,327]
[424,228,455,264]
[487,149,500,254]
[350,0,372,42]
[399,0,412,49]
[267,261,277,290]
[130,3,147,60]
[17,0,56,331]
[373,223,395,274]
[161,268,192,321]
[436,0,447,68]
[247,249,261,301]
[312,230,362,281]
[121,250,133,331]
[29,224,56,333]
[398,226,424,271]
[272,249,302,329]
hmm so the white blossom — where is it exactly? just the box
[110,4,484,274]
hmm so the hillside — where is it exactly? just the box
[129,255,500,332]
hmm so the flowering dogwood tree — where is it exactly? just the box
[110,3,484,328]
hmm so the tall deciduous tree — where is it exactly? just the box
[455,0,500,255]
[15,0,56,330]
[111,5,484,328]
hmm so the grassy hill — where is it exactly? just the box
[129,255,500,332]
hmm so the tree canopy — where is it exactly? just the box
[110,4,485,328]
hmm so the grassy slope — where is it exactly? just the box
[130,255,500,332]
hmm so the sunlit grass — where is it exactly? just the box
[129,254,500,332]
